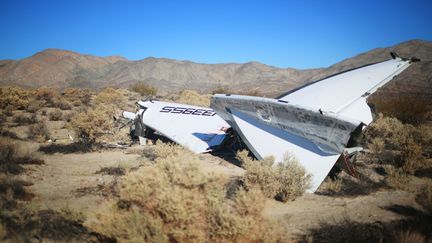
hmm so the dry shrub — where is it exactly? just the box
[4,105,13,116]
[386,168,410,190]
[48,109,62,121]
[62,88,92,107]
[321,178,343,193]
[0,138,44,175]
[34,87,72,110]
[237,89,262,96]
[13,113,36,125]
[0,208,97,242]
[94,87,126,105]
[401,140,425,174]
[363,115,430,174]
[0,128,19,139]
[304,216,430,243]
[0,86,31,110]
[368,137,385,155]
[26,101,44,113]
[38,141,92,154]
[0,224,5,240]
[174,90,211,107]
[369,95,430,125]
[130,82,157,96]
[237,150,311,202]
[0,112,6,124]
[68,105,116,142]
[28,122,50,142]
[391,230,427,243]
[91,142,287,242]
[0,176,34,205]
[416,182,432,214]
[211,85,230,94]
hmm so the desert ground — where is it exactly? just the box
[0,85,431,242]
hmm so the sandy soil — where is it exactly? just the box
[22,145,425,238]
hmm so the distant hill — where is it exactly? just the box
[0,40,431,97]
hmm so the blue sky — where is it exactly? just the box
[0,0,431,68]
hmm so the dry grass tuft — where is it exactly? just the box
[237,150,311,202]
[13,113,37,125]
[386,168,410,190]
[130,82,158,97]
[321,178,343,193]
[174,90,212,107]
[91,143,287,242]
[416,182,432,214]
[94,87,126,106]
[62,88,92,107]
[27,122,50,142]
[0,138,44,175]
[48,109,63,121]
[39,141,92,154]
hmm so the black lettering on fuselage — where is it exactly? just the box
[160,106,216,116]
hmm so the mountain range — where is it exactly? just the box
[0,40,431,97]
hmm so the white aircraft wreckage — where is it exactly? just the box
[123,53,419,192]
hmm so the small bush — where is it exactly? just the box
[26,101,44,113]
[13,113,36,125]
[48,109,63,121]
[369,137,385,155]
[386,168,409,190]
[369,95,430,125]
[237,150,311,202]
[63,88,93,107]
[211,85,230,94]
[28,122,50,142]
[35,87,59,107]
[61,111,76,122]
[363,115,430,174]
[401,140,425,174]
[0,112,6,124]
[94,87,126,105]
[321,177,343,193]
[416,182,432,214]
[0,138,44,175]
[174,90,211,107]
[38,141,92,154]
[237,89,262,96]
[130,82,157,96]
[68,105,116,143]
[0,176,34,202]
[91,143,287,242]
[0,86,31,110]
[0,128,19,139]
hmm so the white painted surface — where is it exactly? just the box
[279,58,411,124]
[210,57,413,192]
[137,100,230,153]
[230,108,341,192]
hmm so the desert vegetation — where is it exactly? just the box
[90,141,288,242]
[0,84,431,242]
[130,82,158,97]
[237,150,311,202]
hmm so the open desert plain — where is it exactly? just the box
[0,39,431,242]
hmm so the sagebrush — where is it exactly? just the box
[90,142,287,242]
[237,150,311,202]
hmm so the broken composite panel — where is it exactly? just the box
[123,54,418,192]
